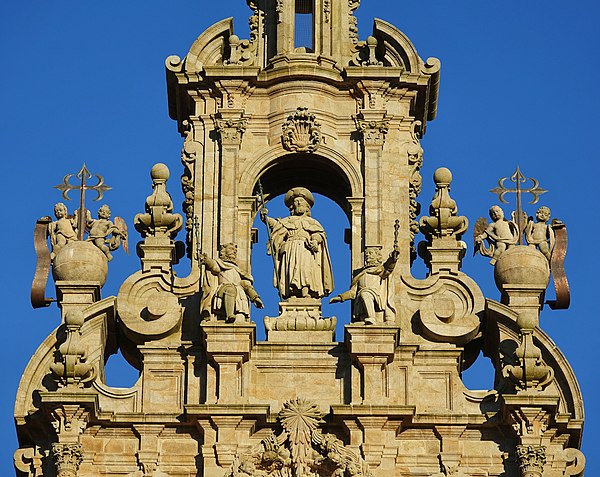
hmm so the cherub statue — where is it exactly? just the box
[85,205,128,261]
[48,202,77,259]
[330,246,398,324]
[473,205,519,265]
[524,206,555,261]
[199,243,264,323]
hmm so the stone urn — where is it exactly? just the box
[494,246,550,290]
[52,241,108,286]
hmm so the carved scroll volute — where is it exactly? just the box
[282,107,322,153]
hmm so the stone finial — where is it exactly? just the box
[134,163,183,239]
[420,168,468,239]
[418,167,468,274]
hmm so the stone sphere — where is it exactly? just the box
[433,167,452,186]
[52,241,108,286]
[494,245,550,290]
[150,163,170,181]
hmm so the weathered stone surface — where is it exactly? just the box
[16,1,584,476]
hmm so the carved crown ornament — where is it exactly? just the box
[282,107,322,153]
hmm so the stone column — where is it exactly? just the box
[237,195,258,272]
[215,109,247,247]
[50,405,89,477]
[201,323,255,403]
[355,111,388,248]
[502,397,557,477]
[347,196,365,273]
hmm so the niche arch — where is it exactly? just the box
[236,146,364,272]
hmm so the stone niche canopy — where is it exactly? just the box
[15,1,584,477]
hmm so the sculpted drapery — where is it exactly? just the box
[262,188,334,300]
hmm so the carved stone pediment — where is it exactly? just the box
[226,399,370,477]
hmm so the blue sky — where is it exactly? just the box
[1,0,598,473]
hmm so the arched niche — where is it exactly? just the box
[236,147,364,272]
[253,152,353,218]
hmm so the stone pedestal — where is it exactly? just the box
[423,238,466,274]
[139,345,185,413]
[55,281,101,320]
[201,323,255,403]
[264,298,336,339]
[345,325,399,404]
[501,285,546,330]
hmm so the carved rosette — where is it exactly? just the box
[355,118,389,147]
[216,118,248,146]
[225,398,371,477]
[52,443,83,477]
[282,108,322,153]
[516,445,546,477]
[181,124,201,256]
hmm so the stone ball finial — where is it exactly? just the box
[433,167,452,187]
[367,36,377,46]
[150,163,170,182]
[494,245,550,290]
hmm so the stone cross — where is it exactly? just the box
[490,166,547,245]
[54,164,111,240]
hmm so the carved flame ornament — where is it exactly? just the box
[282,108,322,153]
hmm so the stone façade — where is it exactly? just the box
[15,1,584,476]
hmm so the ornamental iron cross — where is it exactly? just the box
[490,166,547,245]
[54,164,111,240]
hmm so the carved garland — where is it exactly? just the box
[348,0,360,44]
[181,121,201,256]
[407,120,424,263]
[324,0,331,23]
[282,108,322,153]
